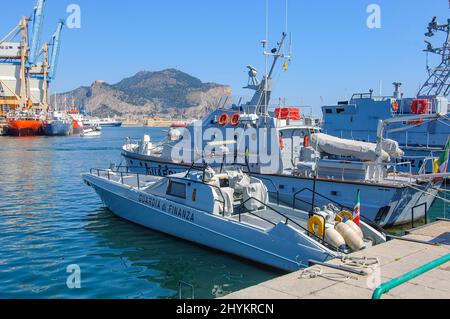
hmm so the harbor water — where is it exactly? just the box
[0,128,279,299]
[0,127,447,299]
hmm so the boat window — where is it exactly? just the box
[167,181,186,199]
[325,109,333,114]
[336,108,345,114]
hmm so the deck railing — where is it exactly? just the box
[90,167,227,217]
[237,196,336,252]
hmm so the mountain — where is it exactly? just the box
[54,69,232,118]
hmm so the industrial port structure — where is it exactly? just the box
[0,0,64,135]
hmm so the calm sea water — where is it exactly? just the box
[0,127,279,299]
[0,127,448,299]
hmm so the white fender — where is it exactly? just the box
[335,223,365,251]
[325,227,346,251]
[346,220,363,240]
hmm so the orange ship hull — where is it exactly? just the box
[8,119,43,136]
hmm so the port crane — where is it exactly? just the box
[48,20,64,81]
[1,0,64,116]
[29,0,45,66]
[0,17,30,111]
[0,0,46,114]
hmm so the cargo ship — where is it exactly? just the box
[7,111,43,136]
[43,112,73,136]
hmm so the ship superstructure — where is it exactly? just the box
[322,17,450,173]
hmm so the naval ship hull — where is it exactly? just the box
[122,150,438,228]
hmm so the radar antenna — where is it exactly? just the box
[418,17,450,97]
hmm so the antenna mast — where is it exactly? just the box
[418,17,450,97]
[244,0,291,115]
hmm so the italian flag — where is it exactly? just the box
[434,140,450,180]
[353,190,361,226]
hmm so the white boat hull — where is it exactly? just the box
[121,149,439,227]
[83,173,336,272]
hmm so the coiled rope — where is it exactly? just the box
[299,256,380,282]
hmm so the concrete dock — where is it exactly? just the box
[223,220,450,299]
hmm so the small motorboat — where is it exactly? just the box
[83,164,386,272]
[81,126,102,137]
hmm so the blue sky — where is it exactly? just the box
[1,0,448,114]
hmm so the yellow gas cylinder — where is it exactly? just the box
[335,223,365,251]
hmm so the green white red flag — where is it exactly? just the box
[434,139,450,182]
[353,190,361,226]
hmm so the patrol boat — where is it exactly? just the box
[82,164,386,272]
[321,17,450,174]
[122,33,442,227]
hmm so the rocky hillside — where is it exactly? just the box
[54,69,232,118]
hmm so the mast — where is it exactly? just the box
[245,32,289,115]
[418,17,450,97]
[42,42,49,112]
[19,17,29,109]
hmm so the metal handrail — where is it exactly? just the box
[237,196,335,250]
[411,202,428,229]
[293,187,352,212]
[372,253,450,299]
[90,167,227,217]
[116,164,187,177]
[248,175,280,205]
[178,281,195,299]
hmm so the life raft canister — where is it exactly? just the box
[230,113,240,126]
[218,114,229,126]
[411,99,430,115]
[307,215,325,238]
[392,100,399,112]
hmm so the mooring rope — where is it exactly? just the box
[299,266,354,282]
[340,256,380,274]
[407,183,450,204]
